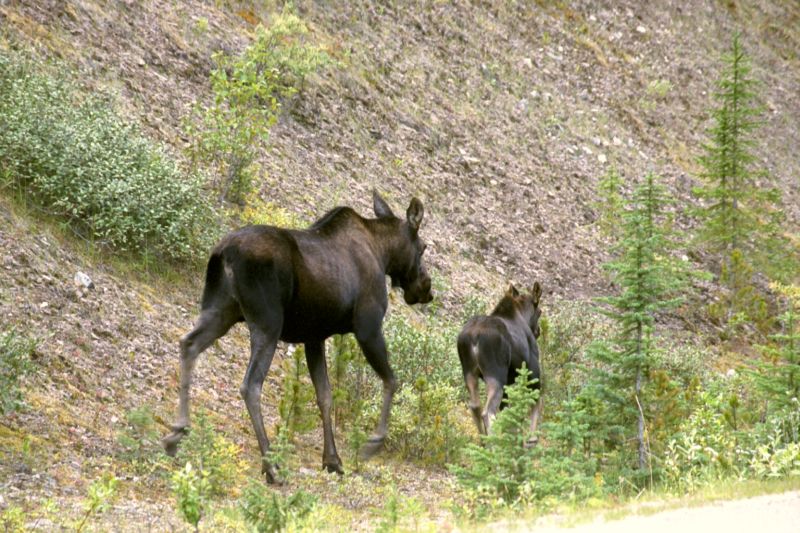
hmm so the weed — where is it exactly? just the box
[75,473,119,533]
[0,328,37,415]
[240,482,316,533]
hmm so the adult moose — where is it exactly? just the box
[163,191,433,483]
[457,282,543,438]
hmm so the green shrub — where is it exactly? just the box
[172,462,210,531]
[450,366,540,510]
[0,506,25,533]
[277,345,317,437]
[0,328,37,415]
[175,410,246,497]
[383,311,463,389]
[117,405,169,475]
[0,49,219,263]
[240,482,316,533]
[76,474,119,533]
[385,381,470,465]
[186,7,332,203]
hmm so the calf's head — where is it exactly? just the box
[507,281,543,338]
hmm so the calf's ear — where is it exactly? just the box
[531,282,542,305]
[373,190,395,218]
[406,197,424,232]
[506,283,520,298]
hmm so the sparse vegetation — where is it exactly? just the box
[0,49,219,263]
[185,7,332,204]
[0,328,36,415]
[0,1,799,530]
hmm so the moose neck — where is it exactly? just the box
[366,218,410,278]
[492,297,533,326]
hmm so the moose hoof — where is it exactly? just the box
[162,429,187,457]
[263,465,285,486]
[358,436,385,460]
[322,461,344,476]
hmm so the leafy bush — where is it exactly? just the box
[663,384,800,492]
[186,7,332,203]
[663,389,739,492]
[0,49,219,263]
[175,410,246,497]
[0,506,25,533]
[0,328,37,415]
[76,474,119,533]
[117,406,169,475]
[172,462,210,531]
[385,381,470,465]
[240,482,316,533]
[383,311,463,389]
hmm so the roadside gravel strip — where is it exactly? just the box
[530,491,800,533]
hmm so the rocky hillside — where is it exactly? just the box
[1,0,799,529]
[3,1,798,302]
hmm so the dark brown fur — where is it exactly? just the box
[457,282,543,437]
[163,192,432,482]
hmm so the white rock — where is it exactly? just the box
[74,271,94,289]
[598,153,608,163]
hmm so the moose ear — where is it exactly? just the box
[506,283,520,298]
[406,197,424,232]
[373,190,395,219]
[531,281,542,305]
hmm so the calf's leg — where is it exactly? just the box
[482,375,505,435]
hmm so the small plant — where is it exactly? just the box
[450,365,540,510]
[75,473,119,533]
[344,399,369,473]
[117,405,166,473]
[240,482,316,533]
[595,166,624,236]
[186,7,332,203]
[0,328,37,415]
[264,425,295,482]
[386,381,470,465]
[175,410,246,497]
[0,506,25,533]
[234,190,306,228]
[172,462,210,531]
[751,282,800,406]
[277,345,317,437]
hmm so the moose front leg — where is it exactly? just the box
[355,327,397,459]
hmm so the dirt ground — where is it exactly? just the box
[525,490,800,533]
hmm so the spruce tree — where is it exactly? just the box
[693,34,787,318]
[753,283,800,410]
[596,166,625,236]
[591,172,685,473]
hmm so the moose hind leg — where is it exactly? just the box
[305,341,343,475]
[464,372,485,435]
[241,322,281,484]
[355,328,397,460]
[163,308,238,456]
[482,376,505,435]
